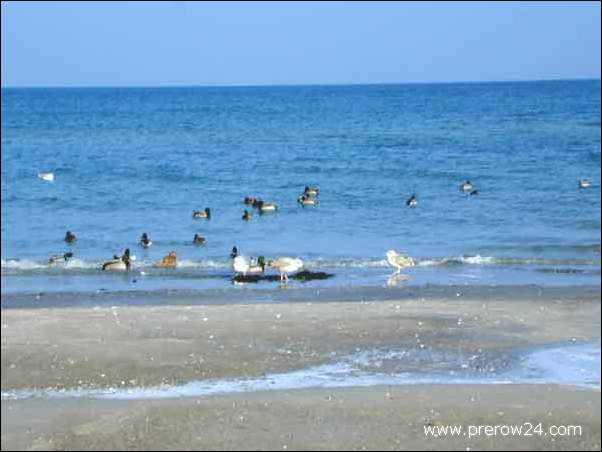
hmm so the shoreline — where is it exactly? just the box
[1,283,600,309]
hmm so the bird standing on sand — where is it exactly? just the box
[268,257,304,283]
[385,250,415,274]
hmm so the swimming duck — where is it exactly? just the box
[268,257,304,283]
[193,208,211,219]
[230,247,266,275]
[158,251,177,268]
[298,195,319,206]
[242,210,253,221]
[102,248,132,271]
[64,231,77,244]
[193,234,206,245]
[461,181,474,192]
[48,252,74,265]
[139,233,152,248]
[244,197,258,205]
[406,195,418,206]
[579,179,591,189]
[304,186,319,197]
[256,201,278,213]
[385,250,415,274]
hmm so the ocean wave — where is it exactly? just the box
[2,254,599,275]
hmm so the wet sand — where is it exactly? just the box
[2,385,600,450]
[2,292,600,450]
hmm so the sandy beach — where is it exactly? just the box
[2,292,600,450]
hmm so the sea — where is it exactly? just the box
[1,80,600,299]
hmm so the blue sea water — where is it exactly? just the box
[1,80,600,295]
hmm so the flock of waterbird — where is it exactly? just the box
[46,178,594,283]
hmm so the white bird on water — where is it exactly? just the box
[268,257,303,283]
[38,172,54,182]
[385,250,415,274]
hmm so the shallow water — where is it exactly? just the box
[2,341,599,401]
[2,80,600,295]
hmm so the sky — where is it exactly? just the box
[1,1,600,87]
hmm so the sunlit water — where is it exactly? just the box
[2,81,600,295]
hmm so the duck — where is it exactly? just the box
[158,251,177,268]
[406,195,418,206]
[242,210,253,221]
[244,196,258,205]
[304,186,319,197]
[461,181,474,192]
[385,250,415,274]
[102,248,133,271]
[256,201,278,213]
[48,252,74,265]
[230,247,266,275]
[579,179,591,189]
[64,231,77,244]
[298,195,319,206]
[193,234,206,245]
[192,208,211,219]
[38,172,54,182]
[139,233,152,248]
[268,257,304,283]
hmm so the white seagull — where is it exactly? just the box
[268,257,303,283]
[385,250,415,274]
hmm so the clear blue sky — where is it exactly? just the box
[1,1,600,87]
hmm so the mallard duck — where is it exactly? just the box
[406,195,418,206]
[298,195,319,206]
[242,210,253,221]
[102,248,132,271]
[193,208,211,219]
[230,247,266,275]
[579,179,591,189]
[193,234,206,245]
[461,181,474,192]
[48,252,74,265]
[158,251,177,268]
[139,233,152,248]
[64,231,77,244]
[268,257,303,283]
[385,250,415,273]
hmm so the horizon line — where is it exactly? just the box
[1,76,600,90]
